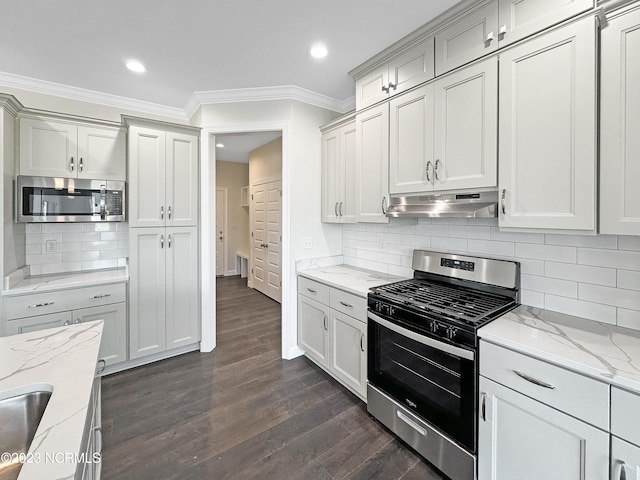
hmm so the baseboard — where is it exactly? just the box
[101,343,201,376]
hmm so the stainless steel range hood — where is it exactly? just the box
[386,191,498,218]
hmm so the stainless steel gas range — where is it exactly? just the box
[367,250,520,480]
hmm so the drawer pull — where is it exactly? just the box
[339,301,353,309]
[90,294,112,299]
[513,370,555,390]
[96,359,106,375]
[28,302,54,308]
[306,288,317,294]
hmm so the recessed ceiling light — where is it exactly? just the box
[309,44,328,59]
[126,61,146,73]
[216,143,225,148]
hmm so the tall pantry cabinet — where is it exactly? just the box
[125,117,200,360]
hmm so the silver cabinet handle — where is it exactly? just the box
[339,201,343,216]
[323,315,328,331]
[481,392,487,421]
[90,294,111,299]
[619,461,627,480]
[501,189,507,215]
[382,84,390,94]
[28,302,54,308]
[160,235,164,249]
[513,370,555,389]
[388,82,397,91]
[425,160,432,182]
[70,157,74,172]
[486,31,494,43]
[160,206,164,219]
[96,359,106,374]
[396,411,427,436]
[64,320,71,326]
[434,159,442,181]
[381,196,387,215]
[499,24,507,36]
[168,234,172,248]
[339,301,353,309]
[307,288,317,294]
[74,318,81,324]
[95,425,103,454]
[360,333,365,352]
[168,205,171,220]
[335,202,339,217]
[79,157,84,172]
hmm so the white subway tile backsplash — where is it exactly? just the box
[516,243,576,263]
[449,225,491,240]
[521,274,577,298]
[579,284,640,311]
[83,223,116,232]
[63,232,101,243]
[468,239,515,257]
[82,259,118,270]
[388,264,413,278]
[25,224,42,234]
[578,248,640,271]
[58,242,82,253]
[431,236,468,252]
[619,236,640,252]
[521,290,544,308]
[63,251,100,263]
[545,262,617,287]
[618,270,640,292]
[416,224,450,237]
[100,249,129,260]
[545,234,618,249]
[26,253,63,265]
[490,227,545,244]
[25,244,42,255]
[378,252,402,265]
[41,262,82,275]
[618,308,640,330]
[544,295,617,325]
[519,259,544,276]
[82,240,117,251]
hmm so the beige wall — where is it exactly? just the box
[249,136,282,185]
[216,161,249,275]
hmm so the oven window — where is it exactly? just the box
[368,319,476,452]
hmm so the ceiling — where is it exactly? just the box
[0,0,459,116]
[215,132,282,163]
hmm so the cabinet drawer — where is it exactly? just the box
[298,276,330,305]
[5,283,126,320]
[612,386,640,446]
[330,289,367,321]
[480,341,609,430]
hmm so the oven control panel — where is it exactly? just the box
[441,258,475,271]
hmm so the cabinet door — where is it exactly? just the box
[5,312,72,335]
[298,295,329,368]
[129,228,166,359]
[165,227,200,350]
[73,303,127,366]
[340,122,357,223]
[77,125,126,180]
[498,17,596,230]
[355,104,390,223]
[329,310,367,400]
[498,0,593,47]
[128,126,166,227]
[19,117,77,177]
[600,7,640,235]
[435,1,499,75]
[166,131,199,227]
[433,56,497,191]
[612,436,640,480]
[388,36,435,97]
[355,64,390,111]
[389,84,434,195]
[478,376,609,480]
[321,127,341,223]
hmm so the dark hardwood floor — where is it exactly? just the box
[101,275,446,479]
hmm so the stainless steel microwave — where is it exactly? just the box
[17,176,125,223]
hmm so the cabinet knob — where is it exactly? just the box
[74,318,81,324]
[160,235,164,249]
[382,84,390,94]
[619,461,627,480]
[388,82,397,91]
[168,205,172,220]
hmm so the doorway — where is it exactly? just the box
[215,188,227,276]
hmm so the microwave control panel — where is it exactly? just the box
[106,191,123,215]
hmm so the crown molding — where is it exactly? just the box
[0,71,188,120]
[186,85,354,118]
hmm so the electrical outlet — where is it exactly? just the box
[45,239,57,253]
[302,237,313,249]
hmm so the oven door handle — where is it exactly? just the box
[368,312,475,361]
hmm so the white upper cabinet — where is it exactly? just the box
[433,56,497,191]
[600,5,640,235]
[498,16,596,231]
[389,56,497,195]
[435,0,593,76]
[355,103,390,223]
[128,124,199,228]
[321,117,356,223]
[389,84,434,194]
[356,37,435,110]
[20,116,125,180]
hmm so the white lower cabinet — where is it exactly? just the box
[79,373,102,480]
[129,227,199,360]
[297,277,367,400]
[478,376,609,480]
[611,386,640,479]
[611,437,640,480]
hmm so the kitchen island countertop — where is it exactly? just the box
[0,321,103,479]
[297,264,406,297]
[480,305,640,394]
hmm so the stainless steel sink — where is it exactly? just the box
[0,389,52,480]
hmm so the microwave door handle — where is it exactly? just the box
[100,185,106,220]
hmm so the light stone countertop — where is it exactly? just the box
[479,305,640,394]
[0,320,103,480]
[3,267,128,296]
[297,264,406,297]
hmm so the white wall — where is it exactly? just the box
[343,217,640,330]
[216,161,249,274]
[249,136,282,184]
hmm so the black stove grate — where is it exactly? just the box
[372,279,515,324]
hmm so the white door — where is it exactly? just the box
[478,376,609,480]
[77,125,126,180]
[297,295,329,368]
[215,189,226,276]
[251,181,282,303]
[19,117,78,177]
[166,131,199,227]
[329,310,367,399]
[498,17,596,230]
